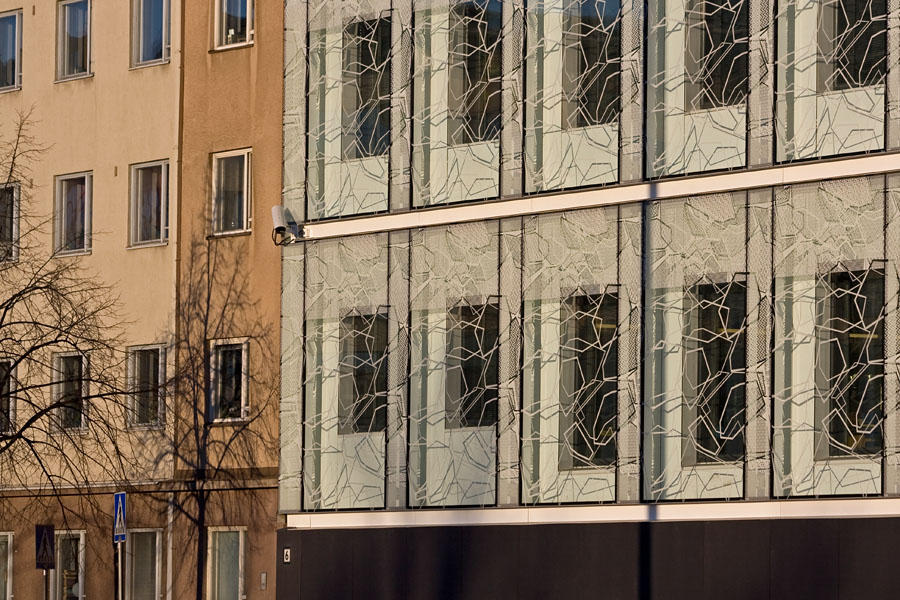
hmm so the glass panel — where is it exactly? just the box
[59,356,83,429]
[773,176,886,497]
[140,0,165,63]
[338,313,388,434]
[0,187,15,257]
[644,193,747,501]
[136,165,163,243]
[524,0,622,192]
[0,13,18,88]
[134,349,160,425]
[409,222,501,507]
[0,536,8,600]
[412,0,503,207]
[129,532,157,600]
[212,532,240,600]
[221,0,248,46]
[215,155,245,233]
[63,1,89,77]
[60,177,86,252]
[646,0,748,176]
[342,18,391,160]
[0,362,11,432]
[216,345,243,419]
[56,535,80,600]
[775,0,886,160]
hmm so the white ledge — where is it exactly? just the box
[301,152,900,240]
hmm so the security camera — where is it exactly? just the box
[271,206,288,235]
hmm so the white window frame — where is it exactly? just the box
[0,9,23,92]
[209,338,250,422]
[129,160,170,247]
[0,360,16,433]
[0,183,20,262]
[131,0,171,67]
[213,0,254,50]
[0,532,13,600]
[206,527,245,600]
[52,530,85,600]
[52,352,88,431]
[56,0,92,81]
[127,345,166,428]
[211,149,252,235]
[54,172,93,256]
[125,528,162,600]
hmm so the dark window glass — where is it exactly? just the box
[685,0,748,109]
[0,186,15,259]
[135,165,165,243]
[0,13,18,89]
[685,281,746,463]
[0,361,12,432]
[215,344,243,419]
[60,177,87,252]
[215,155,246,233]
[56,534,81,600]
[446,302,499,428]
[559,293,618,468]
[563,0,621,128]
[221,0,249,46]
[342,18,392,159]
[59,355,84,430]
[139,0,165,63]
[339,313,388,434]
[133,349,161,425]
[448,0,502,145]
[821,269,884,456]
[61,0,89,77]
[818,0,887,91]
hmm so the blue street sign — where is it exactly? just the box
[35,524,54,570]
[113,492,126,543]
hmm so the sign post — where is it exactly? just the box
[113,492,126,600]
[35,524,54,600]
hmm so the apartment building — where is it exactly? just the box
[277,0,900,597]
[0,1,280,599]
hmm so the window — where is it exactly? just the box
[215,0,253,48]
[54,531,84,600]
[0,533,12,600]
[0,9,22,91]
[684,280,746,463]
[0,185,19,261]
[132,0,169,66]
[445,301,499,428]
[128,347,164,427]
[342,17,392,160]
[562,0,621,128]
[559,292,618,469]
[817,0,887,92]
[127,530,160,600]
[57,0,90,79]
[54,173,92,254]
[210,341,248,421]
[818,268,884,456]
[212,150,251,234]
[0,362,14,433]
[447,0,502,145]
[208,529,244,600]
[54,354,86,430]
[338,311,388,434]
[130,161,169,245]
[685,0,748,110]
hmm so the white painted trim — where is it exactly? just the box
[301,152,900,240]
[285,497,900,529]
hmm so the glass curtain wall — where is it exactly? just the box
[773,176,887,496]
[409,221,502,506]
[307,0,392,219]
[304,235,390,509]
[524,0,622,192]
[775,0,887,161]
[644,192,749,500]
[412,0,503,207]
[521,207,624,503]
[646,0,749,176]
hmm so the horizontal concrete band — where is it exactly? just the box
[299,152,900,240]
[285,497,900,530]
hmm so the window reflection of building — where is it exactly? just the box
[445,302,499,429]
[338,312,388,435]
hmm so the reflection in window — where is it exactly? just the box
[818,268,884,456]
[445,302,499,428]
[0,186,17,261]
[684,280,746,464]
[448,0,502,145]
[132,162,169,245]
[684,0,748,110]
[817,0,887,92]
[559,293,618,468]
[213,151,250,234]
[338,312,388,434]
[212,343,246,420]
[56,174,90,253]
[563,0,620,128]
[57,355,85,430]
[343,18,392,160]
[58,0,90,78]
[55,533,82,600]
[218,0,252,47]
[0,10,22,90]
[134,0,168,65]
[0,362,11,433]
[131,348,163,426]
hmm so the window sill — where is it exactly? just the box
[53,426,89,436]
[127,423,165,432]
[209,41,255,54]
[207,229,252,240]
[54,72,94,84]
[54,249,92,258]
[0,85,21,95]
[129,58,171,71]
[207,417,250,427]
[127,240,169,250]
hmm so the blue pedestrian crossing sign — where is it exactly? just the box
[113,492,126,543]
[35,524,54,569]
